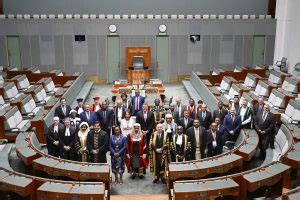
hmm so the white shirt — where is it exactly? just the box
[65,127,70,136]
[120,118,135,136]
[117,107,123,122]
[176,134,183,146]
[240,106,251,125]
[77,107,84,115]
[95,105,100,112]
[54,125,58,133]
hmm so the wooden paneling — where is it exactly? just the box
[125,47,151,69]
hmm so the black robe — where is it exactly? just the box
[87,129,109,163]
[170,134,190,162]
[59,126,76,160]
[46,123,64,157]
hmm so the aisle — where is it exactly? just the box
[111,194,168,200]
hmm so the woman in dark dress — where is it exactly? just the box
[109,126,126,184]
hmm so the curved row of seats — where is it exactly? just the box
[0,14,273,20]
[0,67,88,143]
[167,128,258,186]
[0,142,108,200]
[15,131,111,189]
[169,118,299,199]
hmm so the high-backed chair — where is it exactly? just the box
[241,73,264,89]
[10,75,33,92]
[216,76,237,93]
[37,77,63,96]
[32,85,55,107]
[267,70,289,85]
[281,99,300,124]
[19,95,44,117]
[266,89,286,110]
[2,106,31,134]
[279,77,299,95]
[1,82,23,101]
[275,57,287,71]
[250,80,271,99]
[212,68,225,75]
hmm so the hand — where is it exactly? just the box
[126,154,130,159]
[92,149,99,154]
[204,149,208,155]
[261,130,266,134]
[64,146,70,151]
[142,154,147,159]
[114,153,119,157]
[53,141,59,146]
[230,130,234,135]
[156,148,162,153]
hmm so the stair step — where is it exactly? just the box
[111,194,168,200]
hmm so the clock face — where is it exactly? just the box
[109,24,117,33]
[159,24,167,33]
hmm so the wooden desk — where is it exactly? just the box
[127,69,151,84]
[173,178,239,200]
[243,163,290,192]
[0,174,35,197]
[37,182,106,200]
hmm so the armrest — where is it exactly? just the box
[215,83,220,86]
[225,141,235,146]
[0,139,8,144]
[55,84,62,87]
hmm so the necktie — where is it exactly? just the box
[202,112,206,119]
[231,115,234,124]
[62,106,66,116]
[262,112,267,121]
[103,110,106,122]
[65,128,70,136]
[144,112,147,122]
[185,118,188,127]
[135,97,139,110]
[158,133,161,140]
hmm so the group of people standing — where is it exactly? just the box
[46,92,275,185]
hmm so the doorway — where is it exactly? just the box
[252,36,266,66]
[156,36,169,82]
[6,36,22,69]
[107,36,120,83]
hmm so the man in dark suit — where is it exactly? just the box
[131,90,145,116]
[178,110,194,132]
[80,105,98,127]
[136,103,154,144]
[254,104,275,160]
[174,98,186,119]
[46,116,64,157]
[97,101,113,134]
[231,95,240,113]
[59,118,76,160]
[186,98,197,119]
[54,98,71,122]
[213,101,228,124]
[113,100,126,126]
[207,122,223,157]
[166,103,179,124]
[214,117,228,138]
[222,107,242,143]
[197,103,212,130]
[253,96,265,117]
[186,119,207,160]
[87,121,109,163]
